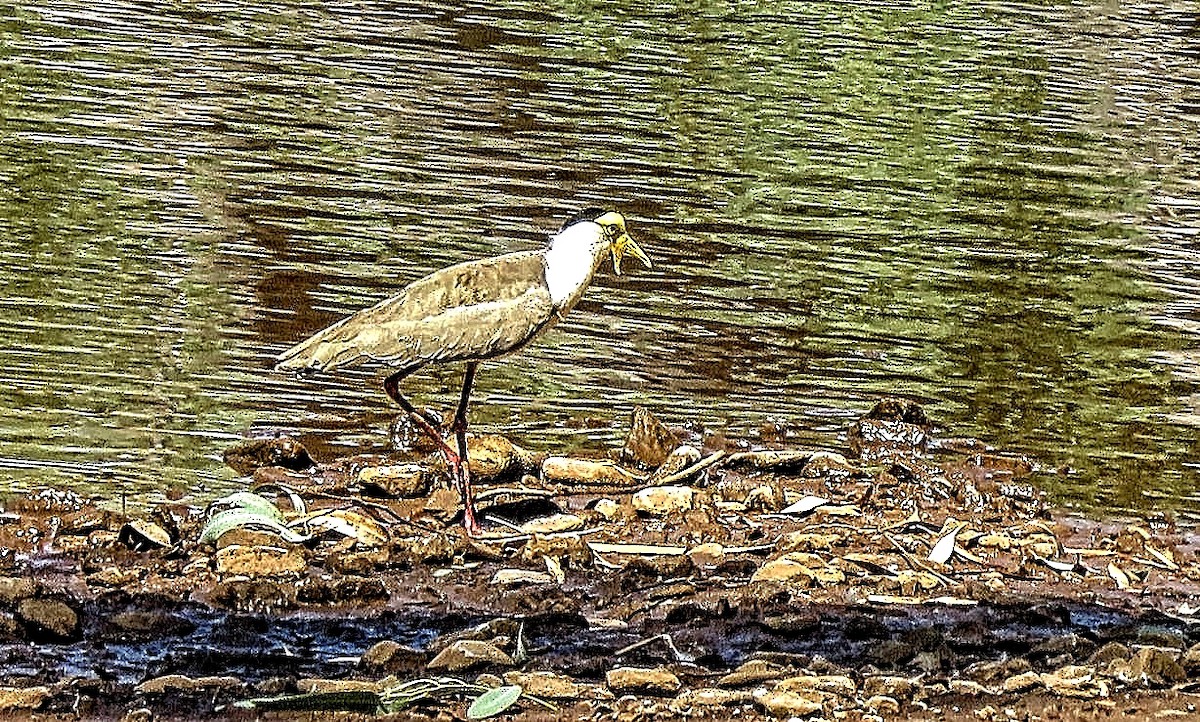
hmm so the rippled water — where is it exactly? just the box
[1,1,1197,515]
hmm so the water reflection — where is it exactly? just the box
[0,0,1196,515]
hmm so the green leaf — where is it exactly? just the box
[234,691,380,712]
[198,509,311,545]
[467,685,522,719]
[209,491,284,521]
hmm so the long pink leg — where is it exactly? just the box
[384,370,481,535]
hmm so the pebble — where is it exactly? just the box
[0,686,50,711]
[135,675,242,693]
[520,513,584,534]
[357,464,429,497]
[223,436,313,475]
[606,666,682,695]
[427,640,513,672]
[631,486,694,516]
[0,577,36,605]
[753,688,823,718]
[862,675,918,701]
[16,598,79,640]
[215,545,307,577]
[718,660,789,687]
[502,671,586,699]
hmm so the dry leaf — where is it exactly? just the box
[928,527,961,565]
[779,495,829,515]
[1107,562,1131,590]
[544,555,566,585]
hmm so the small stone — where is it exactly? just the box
[1001,671,1041,693]
[489,569,554,586]
[620,407,680,468]
[223,436,313,475]
[361,640,423,674]
[135,675,241,693]
[687,542,725,569]
[520,513,584,534]
[0,686,50,711]
[358,465,429,497]
[776,674,856,697]
[671,687,752,709]
[865,695,901,714]
[120,708,153,722]
[862,676,918,701]
[631,486,694,516]
[296,678,382,694]
[465,435,537,481]
[88,566,142,588]
[592,498,621,520]
[16,598,79,640]
[215,545,307,577]
[117,520,172,550]
[503,671,585,699]
[801,451,855,477]
[948,679,989,696]
[0,577,36,605]
[1089,641,1131,666]
[1039,665,1105,698]
[1182,643,1200,673]
[718,660,789,687]
[427,640,513,672]
[606,666,682,695]
[754,688,823,718]
[649,445,703,483]
[1123,646,1186,687]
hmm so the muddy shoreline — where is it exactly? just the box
[2,402,1200,720]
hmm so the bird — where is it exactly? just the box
[276,209,652,535]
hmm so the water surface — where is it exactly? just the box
[1,0,1198,514]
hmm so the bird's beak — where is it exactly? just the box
[612,233,652,276]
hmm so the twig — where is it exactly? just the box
[614,633,696,663]
[652,451,727,486]
[883,533,955,586]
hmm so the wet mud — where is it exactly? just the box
[2,401,1200,720]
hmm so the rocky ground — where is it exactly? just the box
[2,400,1200,720]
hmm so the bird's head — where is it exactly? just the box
[561,208,652,275]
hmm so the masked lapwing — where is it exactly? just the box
[276,209,652,535]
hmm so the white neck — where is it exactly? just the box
[543,222,609,311]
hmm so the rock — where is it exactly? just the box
[109,611,196,638]
[649,445,703,483]
[776,674,856,697]
[801,451,856,477]
[0,577,36,605]
[489,569,554,586]
[503,671,585,699]
[88,566,142,587]
[1182,642,1200,673]
[592,498,621,520]
[118,520,173,550]
[606,666,682,695]
[847,398,931,461]
[135,675,242,693]
[223,436,313,475]
[718,659,789,687]
[1039,665,1106,698]
[781,532,842,552]
[751,555,843,586]
[0,612,19,640]
[1002,671,1042,693]
[358,464,429,497]
[427,640,513,672]
[0,686,50,711]
[215,545,307,576]
[542,457,640,485]
[465,435,538,481]
[1090,641,1131,666]
[671,687,752,710]
[948,679,989,696]
[865,694,901,714]
[16,598,79,640]
[520,513,584,534]
[753,688,823,718]
[1112,646,1185,687]
[862,675,918,701]
[687,542,725,569]
[620,407,680,468]
[631,486,694,516]
[361,640,423,674]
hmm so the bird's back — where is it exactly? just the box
[276,250,555,374]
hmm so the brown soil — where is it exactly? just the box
[1,402,1200,721]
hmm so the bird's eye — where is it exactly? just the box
[604,225,619,237]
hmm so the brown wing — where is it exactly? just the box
[276,250,554,373]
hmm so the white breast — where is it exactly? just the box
[543,222,607,311]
